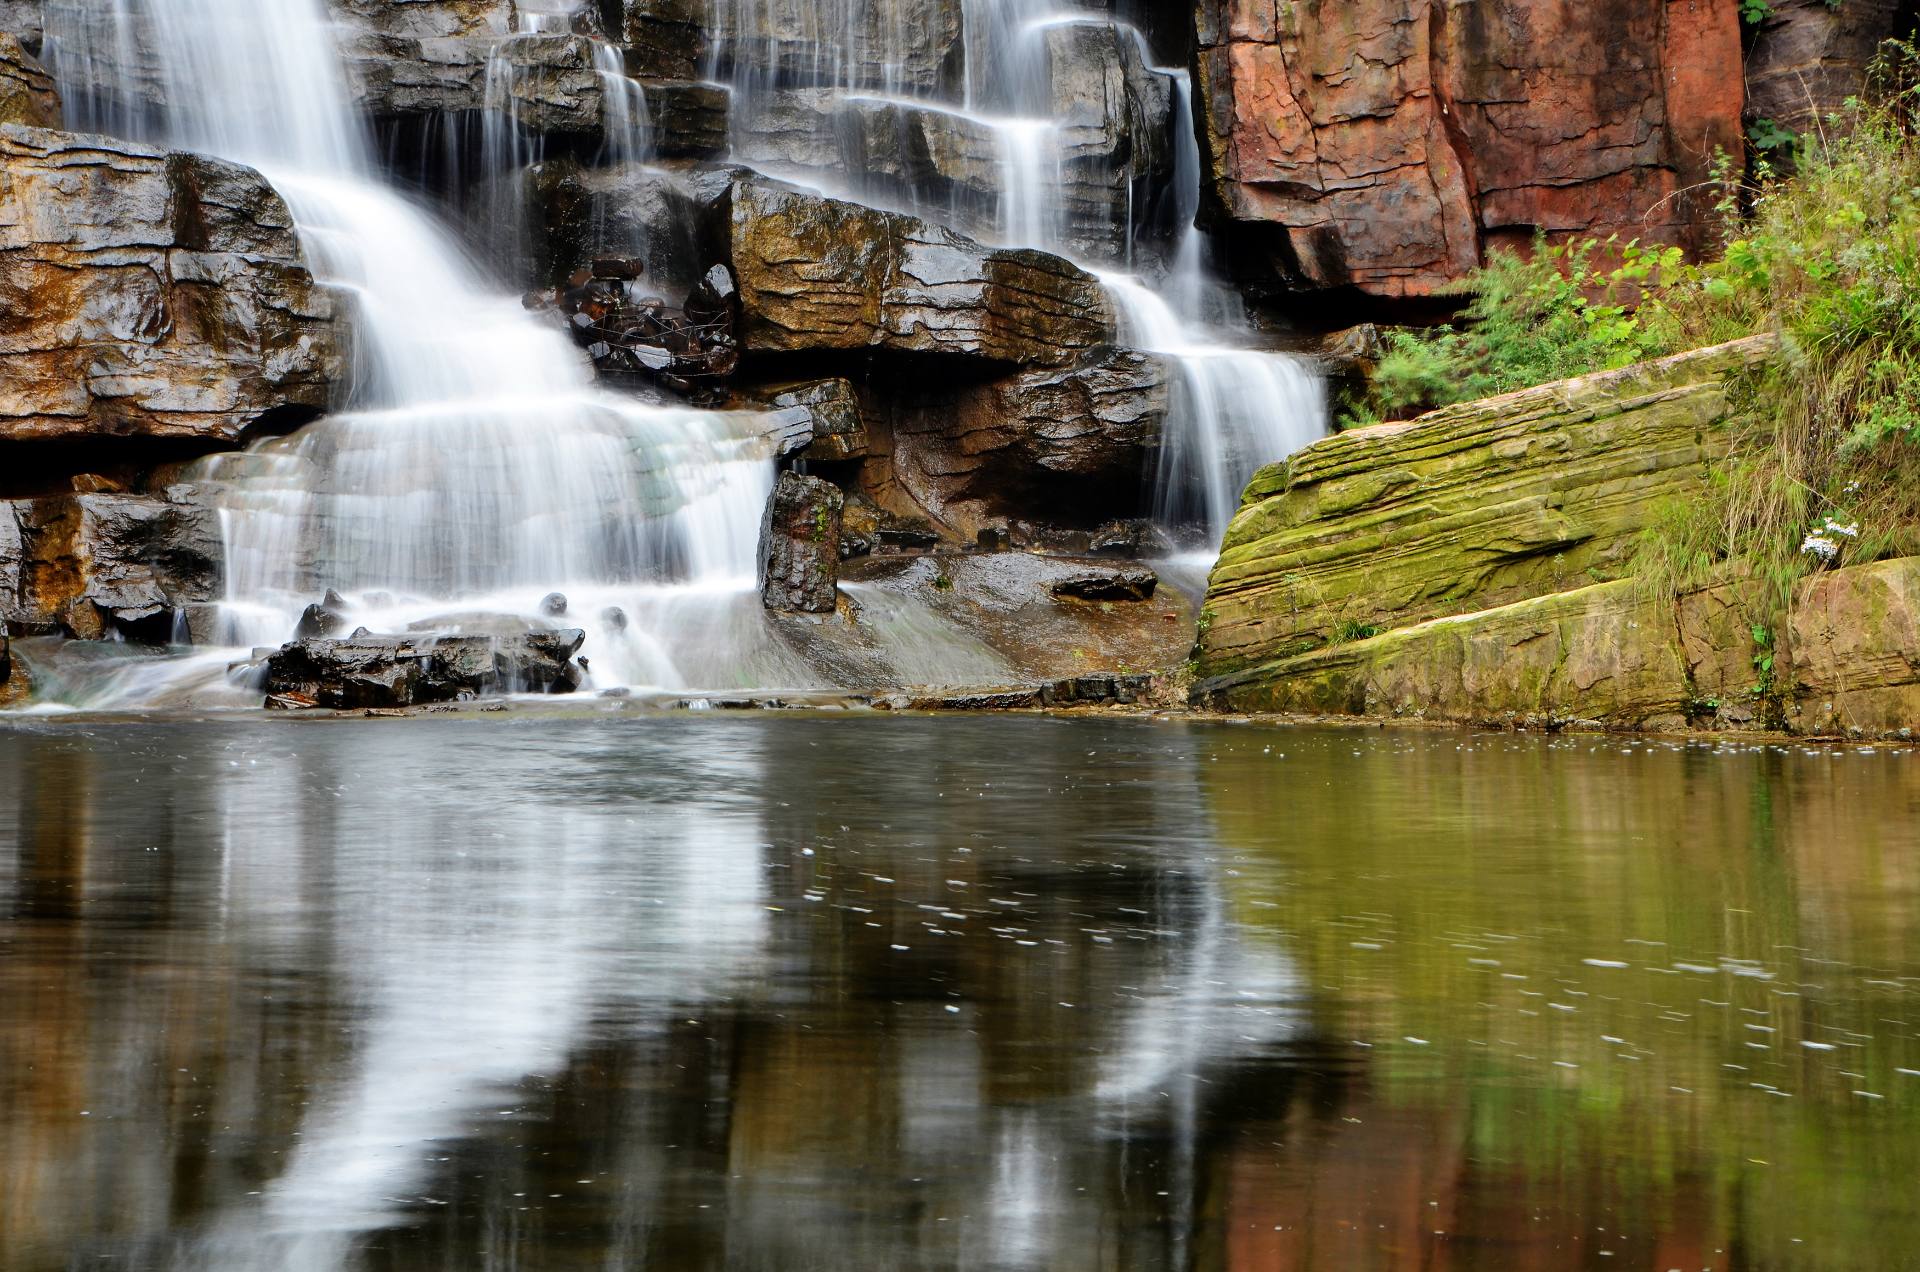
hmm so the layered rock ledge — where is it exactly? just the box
[0,126,345,447]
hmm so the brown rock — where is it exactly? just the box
[1195,0,1746,298]
[0,32,54,126]
[0,485,222,641]
[726,177,1116,367]
[1787,557,1920,737]
[601,0,709,78]
[758,471,843,613]
[0,126,344,445]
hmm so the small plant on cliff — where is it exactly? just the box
[1630,43,1920,603]
[1350,238,1679,424]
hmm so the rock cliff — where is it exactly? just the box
[1195,0,1747,299]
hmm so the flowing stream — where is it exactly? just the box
[36,0,1325,707]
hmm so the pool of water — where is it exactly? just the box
[1,715,1916,1270]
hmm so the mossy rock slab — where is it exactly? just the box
[1787,557,1920,737]
[1195,336,1778,679]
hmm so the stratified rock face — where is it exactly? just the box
[759,470,843,613]
[1788,557,1920,737]
[0,32,56,126]
[727,177,1116,366]
[1194,336,1776,684]
[762,377,869,460]
[0,485,221,640]
[601,0,708,78]
[1195,0,1746,298]
[1039,19,1176,259]
[263,628,586,708]
[1747,0,1905,131]
[0,125,343,444]
[866,349,1168,537]
[706,0,963,97]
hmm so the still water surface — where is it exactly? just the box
[2,716,1917,1270]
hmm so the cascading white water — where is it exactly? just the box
[43,0,781,694]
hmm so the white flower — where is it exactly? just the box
[1802,533,1841,561]
[1822,518,1860,539]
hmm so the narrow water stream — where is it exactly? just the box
[3,717,1917,1270]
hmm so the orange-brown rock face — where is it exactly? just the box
[1196,0,1746,299]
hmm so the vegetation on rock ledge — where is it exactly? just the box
[1348,44,1920,610]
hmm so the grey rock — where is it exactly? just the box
[759,471,843,613]
[263,627,586,708]
[1050,566,1158,602]
[0,485,222,641]
[0,31,55,125]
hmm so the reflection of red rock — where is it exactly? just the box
[1195,1,1745,299]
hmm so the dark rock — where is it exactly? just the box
[638,79,729,158]
[904,686,1045,711]
[602,0,709,78]
[761,378,869,461]
[707,0,962,96]
[294,601,350,640]
[262,628,586,708]
[975,525,1011,553]
[727,177,1115,367]
[0,31,55,126]
[1050,566,1158,602]
[1089,519,1172,559]
[876,522,940,552]
[0,486,221,641]
[758,471,843,613]
[1748,0,1906,132]
[0,127,344,446]
[540,591,569,616]
[1041,672,1156,706]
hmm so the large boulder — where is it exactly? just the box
[759,470,842,613]
[726,177,1116,367]
[0,126,344,445]
[1195,0,1746,298]
[262,627,587,708]
[1746,0,1907,132]
[0,31,55,126]
[0,485,221,640]
[1194,336,1776,679]
[1787,556,1920,737]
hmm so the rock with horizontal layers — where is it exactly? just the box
[1051,566,1158,602]
[1194,0,1745,298]
[600,0,708,78]
[1192,578,1702,729]
[706,0,963,97]
[0,32,55,126]
[726,177,1116,367]
[0,126,344,445]
[637,79,729,158]
[760,378,869,460]
[759,471,843,614]
[1194,336,1777,680]
[1787,557,1920,737]
[1747,0,1906,132]
[0,485,221,641]
[859,349,1167,537]
[263,628,586,709]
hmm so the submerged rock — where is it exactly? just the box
[263,628,587,709]
[0,486,221,641]
[759,471,843,614]
[0,126,344,446]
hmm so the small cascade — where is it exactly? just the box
[43,0,777,696]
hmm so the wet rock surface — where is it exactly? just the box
[263,627,586,709]
[1195,0,1746,298]
[759,471,843,613]
[706,0,964,97]
[726,177,1115,367]
[0,126,344,446]
[0,31,55,126]
[1051,566,1158,602]
[0,484,221,641]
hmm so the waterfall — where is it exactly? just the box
[44,0,777,674]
